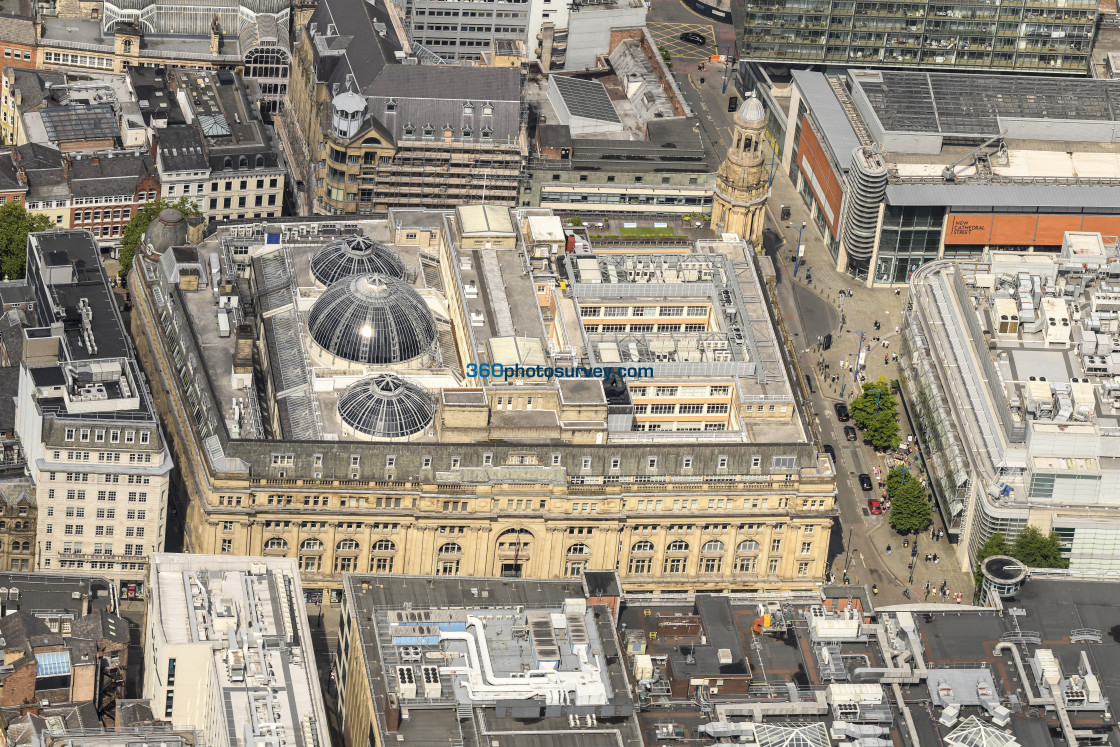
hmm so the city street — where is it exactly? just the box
[646,17,979,602]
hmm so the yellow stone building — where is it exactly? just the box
[711,98,770,247]
[128,207,836,602]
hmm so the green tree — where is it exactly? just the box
[973,532,1010,585]
[118,196,201,278]
[886,467,932,534]
[850,376,901,450]
[0,200,51,280]
[1010,526,1068,569]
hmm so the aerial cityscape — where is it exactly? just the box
[0,0,1114,744]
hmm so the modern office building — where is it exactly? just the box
[127,206,835,601]
[337,572,642,747]
[142,554,330,747]
[524,32,721,215]
[776,69,1120,285]
[283,0,526,215]
[741,0,1097,75]
[903,238,1120,571]
[13,230,173,598]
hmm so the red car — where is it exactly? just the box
[867,498,883,514]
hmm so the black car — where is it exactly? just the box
[823,444,836,462]
[859,473,873,491]
[680,31,707,45]
[844,425,858,441]
[834,402,850,421]
[727,96,739,113]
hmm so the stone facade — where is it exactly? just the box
[711,99,769,247]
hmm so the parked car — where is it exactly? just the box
[867,497,883,514]
[679,31,707,45]
[727,96,739,113]
[859,473,873,491]
[834,402,850,421]
[823,444,836,462]
[844,425,858,441]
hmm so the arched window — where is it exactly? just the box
[19,542,28,552]
[337,538,360,552]
[631,540,654,553]
[362,137,383,146]
[737,540,760,552]
[264,537,288,551]
[255,154,265,167]
[701,540,725,554]
[123,39,132,53]
[238,155,248,169]
[496,528,532,551]
[666,540,690,553]
[743,136,752,152]
[224,157,232,169]
[301,539,324,552]
[567,543,591,556]
[372,539,395,552]
[438,542,462,555]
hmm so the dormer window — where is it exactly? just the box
[403,123,414,136]
[463,102,474,115]
[482,103,493,115]
[481,127,492,139]
[422,125,433,137]
[462,128,472,138]
[386,99,397,113]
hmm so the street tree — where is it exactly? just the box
[850,376,901,450]
[886,467,932,534]
[0,201,51,280]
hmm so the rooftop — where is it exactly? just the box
[344,573,643,747]
[148,554,330,747]
[905,240,1120,524]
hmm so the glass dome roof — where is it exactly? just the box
[310,235,406,286]
[338,374,434,440]
[307,273,437,366]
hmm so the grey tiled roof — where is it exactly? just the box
[0,14,35,46]
[68,153,155,198]
[6,68,65,112]
[307,0,523,145]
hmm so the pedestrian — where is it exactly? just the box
[925,553,931,563]
[886,544,892,555]
[872,584,878,595]
[903,588,911,599]
[933,553,939,564]
[938,529,944,540]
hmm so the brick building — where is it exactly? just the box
[67,153,159,247]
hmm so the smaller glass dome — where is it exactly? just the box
[338,374,434,440]
[310,235,406,286]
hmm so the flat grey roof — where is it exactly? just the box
[792,70,861,170]
[886,182,1120,209]
[852,70,1120,136]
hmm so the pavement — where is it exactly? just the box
[755,147,977,606]
[662,56,985,605]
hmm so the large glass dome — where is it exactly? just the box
[338,374,434,440]
[307,273,437,367]
[310,235,406,287]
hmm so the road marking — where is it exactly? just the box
[647,22,717,61]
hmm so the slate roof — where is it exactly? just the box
[0,367,17,431]
[71,609,130,645]
[0,611,51,653]
[307,0,522,144]
[68,153,155,198]
[6,68,65,112]
[157,124,209,173]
